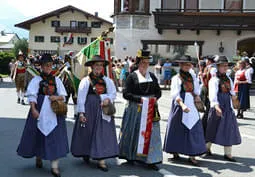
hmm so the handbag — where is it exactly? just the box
[51,100,67,116]
[232,96,240,109]
[194,99,205,113]
[102,101,116,116]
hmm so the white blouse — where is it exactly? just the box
[171,71,200,102]
[77,76,116,113]
[26,75,67,103]
[209,75,235,107]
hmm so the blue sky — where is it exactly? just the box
[0,0,114,39]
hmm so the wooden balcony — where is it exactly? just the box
[152,9,255,34]
[55,26,92,34]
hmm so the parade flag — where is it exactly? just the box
[63,33,73,47]
[137,97,156,156]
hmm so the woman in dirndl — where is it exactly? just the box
[71,55,119,172]
[17,54,69,177]
[234,60,250,118]
[119,50,162,170]
[206,56,241,162]
[163,55,206,166]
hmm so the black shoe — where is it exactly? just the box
[148,164,159,171]
[188,158,199,166]
[97,164,108,172]
[17,98,20,104]
[21,100,25,105]
[206,150,213,156]
[82,155,90,164]
[224,155,237,162]
[51,168,61,177]
[127,160,135,165]
[171,154,180,161]
[35,158,43,168]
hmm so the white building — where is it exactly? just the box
[113,0,255,61]
[15,5,114,56]
[0,31,20,52]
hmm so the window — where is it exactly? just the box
[134,0,145,12]
[78,21,87,28]
[50,36,60,43]
[91,22,101,28]
[70,21,77,28]
[78,37,87,44]
[51,21,60,27]
[162,0,181,11]
[225,0,242,10]
[184,0,198,11]
[91,37,97,42]
[121,0,129,12]
[35,36,44,42]
[64,36,73,44]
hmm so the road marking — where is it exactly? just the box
[158,168,179,177]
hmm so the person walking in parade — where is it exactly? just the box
[17,54,69,177]
[71,55,119,172]
[200,55,216,136]
[119,50,162,171]
[163,55,206,166]
[12,51,27,105]
[234,60,250,119]
[206,56,241,162]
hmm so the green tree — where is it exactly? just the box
[13,38,28,56]
[0,52,15,74]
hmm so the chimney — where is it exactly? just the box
[1,31,5,36]
[95,12,98,17]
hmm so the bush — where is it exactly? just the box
[0,52,15,74]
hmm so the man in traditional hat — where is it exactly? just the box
[201,55,217,138]
[12,51,27,105]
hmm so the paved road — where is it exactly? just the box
[0,78,255,177]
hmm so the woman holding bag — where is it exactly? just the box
[17,53,69,177]
[206,56,241,162]
[71,55,119,172]
[163,55,206,166]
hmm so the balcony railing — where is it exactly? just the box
[55,26,92,33]
[153,9,255,32]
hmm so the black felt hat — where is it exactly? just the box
[40,53,53,64]
[215,55,229,65]
[175,55,196,64]
[84,55,109,66]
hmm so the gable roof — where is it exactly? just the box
[15,5,113,30]
[0,33,20,43]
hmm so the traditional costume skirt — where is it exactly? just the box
[119,102,163,164]
[206,92,241,146]
[71,94,119,160]
[15,73,25,90]
[163,92,206,156]
[238,83,250,110]
[17,95,69,160]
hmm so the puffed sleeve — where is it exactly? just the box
[228,76,236,96]
[77,77,90,113]
[100,77,117,103]
[245,69,252,84]
[190,71,200,96]
[123,73,142,102]
[171,75,182,101]
[55,77,67,100]
[26,76,41,103]
[208,77,219,107]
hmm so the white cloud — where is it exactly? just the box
[6,0,114,21]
